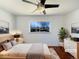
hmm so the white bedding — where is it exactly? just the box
[0,43,50,57]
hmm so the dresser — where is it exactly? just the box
[64,38,79,59]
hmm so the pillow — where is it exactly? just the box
[11,40,17,46]
[2,42,12,51]
[0,45,4,52]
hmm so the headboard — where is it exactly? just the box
[0,34,13,43]
[0,34,13,52]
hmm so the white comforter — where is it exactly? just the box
[0,43,50,57]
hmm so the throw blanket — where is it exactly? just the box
[26,44,44,59]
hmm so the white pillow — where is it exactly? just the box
[2,42,12,51]
[11,40,17,46]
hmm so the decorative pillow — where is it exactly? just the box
[11,40,17,46]
[0,45,4,52]
[2,42,12,51]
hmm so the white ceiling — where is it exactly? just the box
[0,0,79,15]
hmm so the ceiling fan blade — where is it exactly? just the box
[45,4,59,8]
[43,10,46,15]
[32,8,38,13]
[40,0,46,5]
[22,0,37,6]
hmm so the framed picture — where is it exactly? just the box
[71,22,79,34]
[71,22,79,41]
[30,22,50,32]
[71,27,79,33]
[0,20,9,34]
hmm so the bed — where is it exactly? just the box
[0,43,51,59]
[0,34,60,59]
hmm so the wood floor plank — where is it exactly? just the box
[49,46,75,59]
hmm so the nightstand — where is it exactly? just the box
[13,34,24,44]
[16,38,24,44]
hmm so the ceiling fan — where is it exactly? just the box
[22,0,59,15]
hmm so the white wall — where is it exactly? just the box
[64,9,79,35]
[16,15,64,46]
[0,9,15,32]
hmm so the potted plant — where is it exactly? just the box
[58,27,68,42]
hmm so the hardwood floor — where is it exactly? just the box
[49,46,75,59]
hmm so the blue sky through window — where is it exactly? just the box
[31,22,49,28]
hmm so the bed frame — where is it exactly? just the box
[0,34,52,59]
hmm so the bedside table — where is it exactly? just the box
[14,38,24,44]
[13,34,24,44]
[17,38,24,44]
